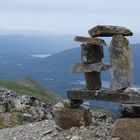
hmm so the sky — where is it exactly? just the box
[0,0,140,34]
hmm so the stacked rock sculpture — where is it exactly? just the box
[53,25,140,131]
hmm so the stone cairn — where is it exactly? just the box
[53,25,140,132]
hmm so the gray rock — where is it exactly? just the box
[81,43,103,63]
[19,95,30,105]
[109,35,133,90]
[28,106,38,119]
[0,104,6,113]
[0,113,14,128]
[119,103,140,117]
[18,113,33,123]
[9,98,22,111]
[74,36,107,46]
[35,107,44,121]
[52,102,92,129]
[88,25,133,37]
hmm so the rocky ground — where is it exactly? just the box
[0,87,53,128]
[0,109,116,140]
[0,87,125,140]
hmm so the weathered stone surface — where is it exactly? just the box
[52,102,92,129]
[72,62,110,73]
[74,36,107,46]
[81,44,103,63]
[18,113,33,123]
[9,98,22,111]
[0,104,6,113]
[109,35,133,90]
[67,89,140,102]
[119,103,140,117]
[84,72,101,90]
[88,25,133,37]
[112,118,140,140]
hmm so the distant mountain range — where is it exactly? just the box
[0,34,77,55]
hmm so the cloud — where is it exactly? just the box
[0,0,139,34]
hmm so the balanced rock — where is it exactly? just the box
[74,36,107,46]
[72,62,110,73]
[112,118,140,140]
[81,44,104,63]
[52,102,92,129]
[88,25,133,37]
[109,35,133,90]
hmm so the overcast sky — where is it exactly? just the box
[0,0,139,34]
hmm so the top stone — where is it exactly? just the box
[74,36,107,46]
[88,25,133,37]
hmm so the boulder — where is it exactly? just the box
[19,95,30,105]
[35,107,44,121]
[0,104,6,113]
[52,102,92,129]
[81,44,103,63]
[27,106,38,119]
[74,36,107,46]
[9,98,22,111]
[109,35,133,90]
[112,118,140,140]
[88,25,133,37]
[0,112,20,128]
[119,103,140,117]
[18,113,33,123]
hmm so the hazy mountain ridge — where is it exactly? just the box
[0,34,77,55]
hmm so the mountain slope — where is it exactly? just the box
[0,78,61,103]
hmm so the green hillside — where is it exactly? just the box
[0,78,62,103]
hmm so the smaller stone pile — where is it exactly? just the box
[0,87,53,128]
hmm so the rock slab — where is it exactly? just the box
[112,118,140,140]
[109,35,133,90]
[52,102,92,129]
[74,36,107,46]
[72,62,110,73]
[88,25,133,37]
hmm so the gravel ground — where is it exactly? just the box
[0,117,113,140]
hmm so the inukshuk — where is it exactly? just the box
[53,25,140,130]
